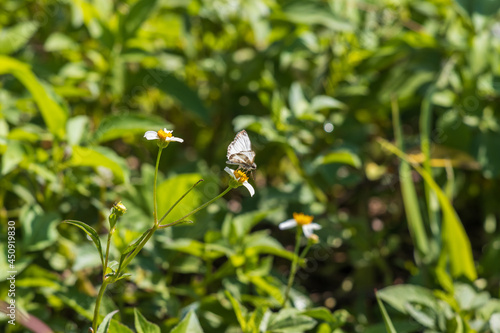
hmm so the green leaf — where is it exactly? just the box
[92,113,170,143]
[491,313,500,333]
[244,233,296,261]
[44,32,79,52]
[97,310,119,333]
[120,0,158,40]
[163,239,205,257]
[63,219,104,267]
[378,138,477,281]
[157,173,205,223]
[66,115,89,145]
[170,310,204,333]
[224,210,274,240]
[0,56,67,138]
[249,276,284,305]
[151,70,211,124]
[53,289,94,321]
[134,308,160,333]
[455,0,500,17]
[21,207,59,251]
[109,320,135,333]
[310,95,346,111]
[301,307,348,329]
[1,140,25,175]
[392,99,429,257]
[376,285,438,314]
[279,1,352,31]
[65,145,128,184]
[0,21,39,54]
[225,291,248,332]
[247,306,268,333]
[289,82,309,117]
[267,308,317,332]
[376,291,397,333]
[118,228,152,269]
[314,149,362,169]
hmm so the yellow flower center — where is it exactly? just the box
[293,212,313,226]
[233,170,249,183]
[158,129,173,141]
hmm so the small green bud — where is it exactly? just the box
[307,234,319,245]
[109,201,127,229]
[112,201,127,216]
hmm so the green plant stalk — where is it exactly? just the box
[103,229,113,280]
[118,225,158,275]
[159,186,232,228]
[375,290,397,333]
[377,138,477,281]
[420,87,439,237]
[392,97,429,257]
[91,278,110,332]
[282,227,302,307]
[153,147,163,225]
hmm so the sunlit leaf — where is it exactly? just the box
[378,138,477,281]
[134,308,160,333]
[0,56,67,138]
[96,310,119,333]
[65,145,128,184]
[120,0,158,40]
[62,219,104,267]
[266,308,316,332]
[92,113,170,143]
[314,150,362,169]
[0,21,39,54]
[170,310,204,333]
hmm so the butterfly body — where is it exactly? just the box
[226,130,257,172]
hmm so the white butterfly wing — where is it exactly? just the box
[227,130,252,158]
[226,130,256,169]
[228,151,256,165]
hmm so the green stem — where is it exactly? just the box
[117,225,157,275]
[153,147,163,225]
[282,227,302,307]
[299,242,312,261]
[103,229,113,280]
[159,187,232,228]
[91,279,110,332]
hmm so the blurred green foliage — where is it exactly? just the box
[1,0,500,332]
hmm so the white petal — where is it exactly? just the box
[144,131,159,140]
[167,137,184,143]
[164,128,172,133]
[302,225,314,238]
[224,167,236,179]
[279,219,297,230]
[242,181,255,197]
[302,223,321,238]
[309,223,322,230]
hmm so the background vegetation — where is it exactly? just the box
[1,0,500,332]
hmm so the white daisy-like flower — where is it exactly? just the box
[224,167,255,197]
[279,213,321,238]
[144,128,184,143]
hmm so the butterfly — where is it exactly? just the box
[226,130,257,172]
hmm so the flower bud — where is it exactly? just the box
[307,234,319,245]
[109,201,127,229]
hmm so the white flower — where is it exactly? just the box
[224,167,255,197]
[144,128,184,143]
[279,213,321,238]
